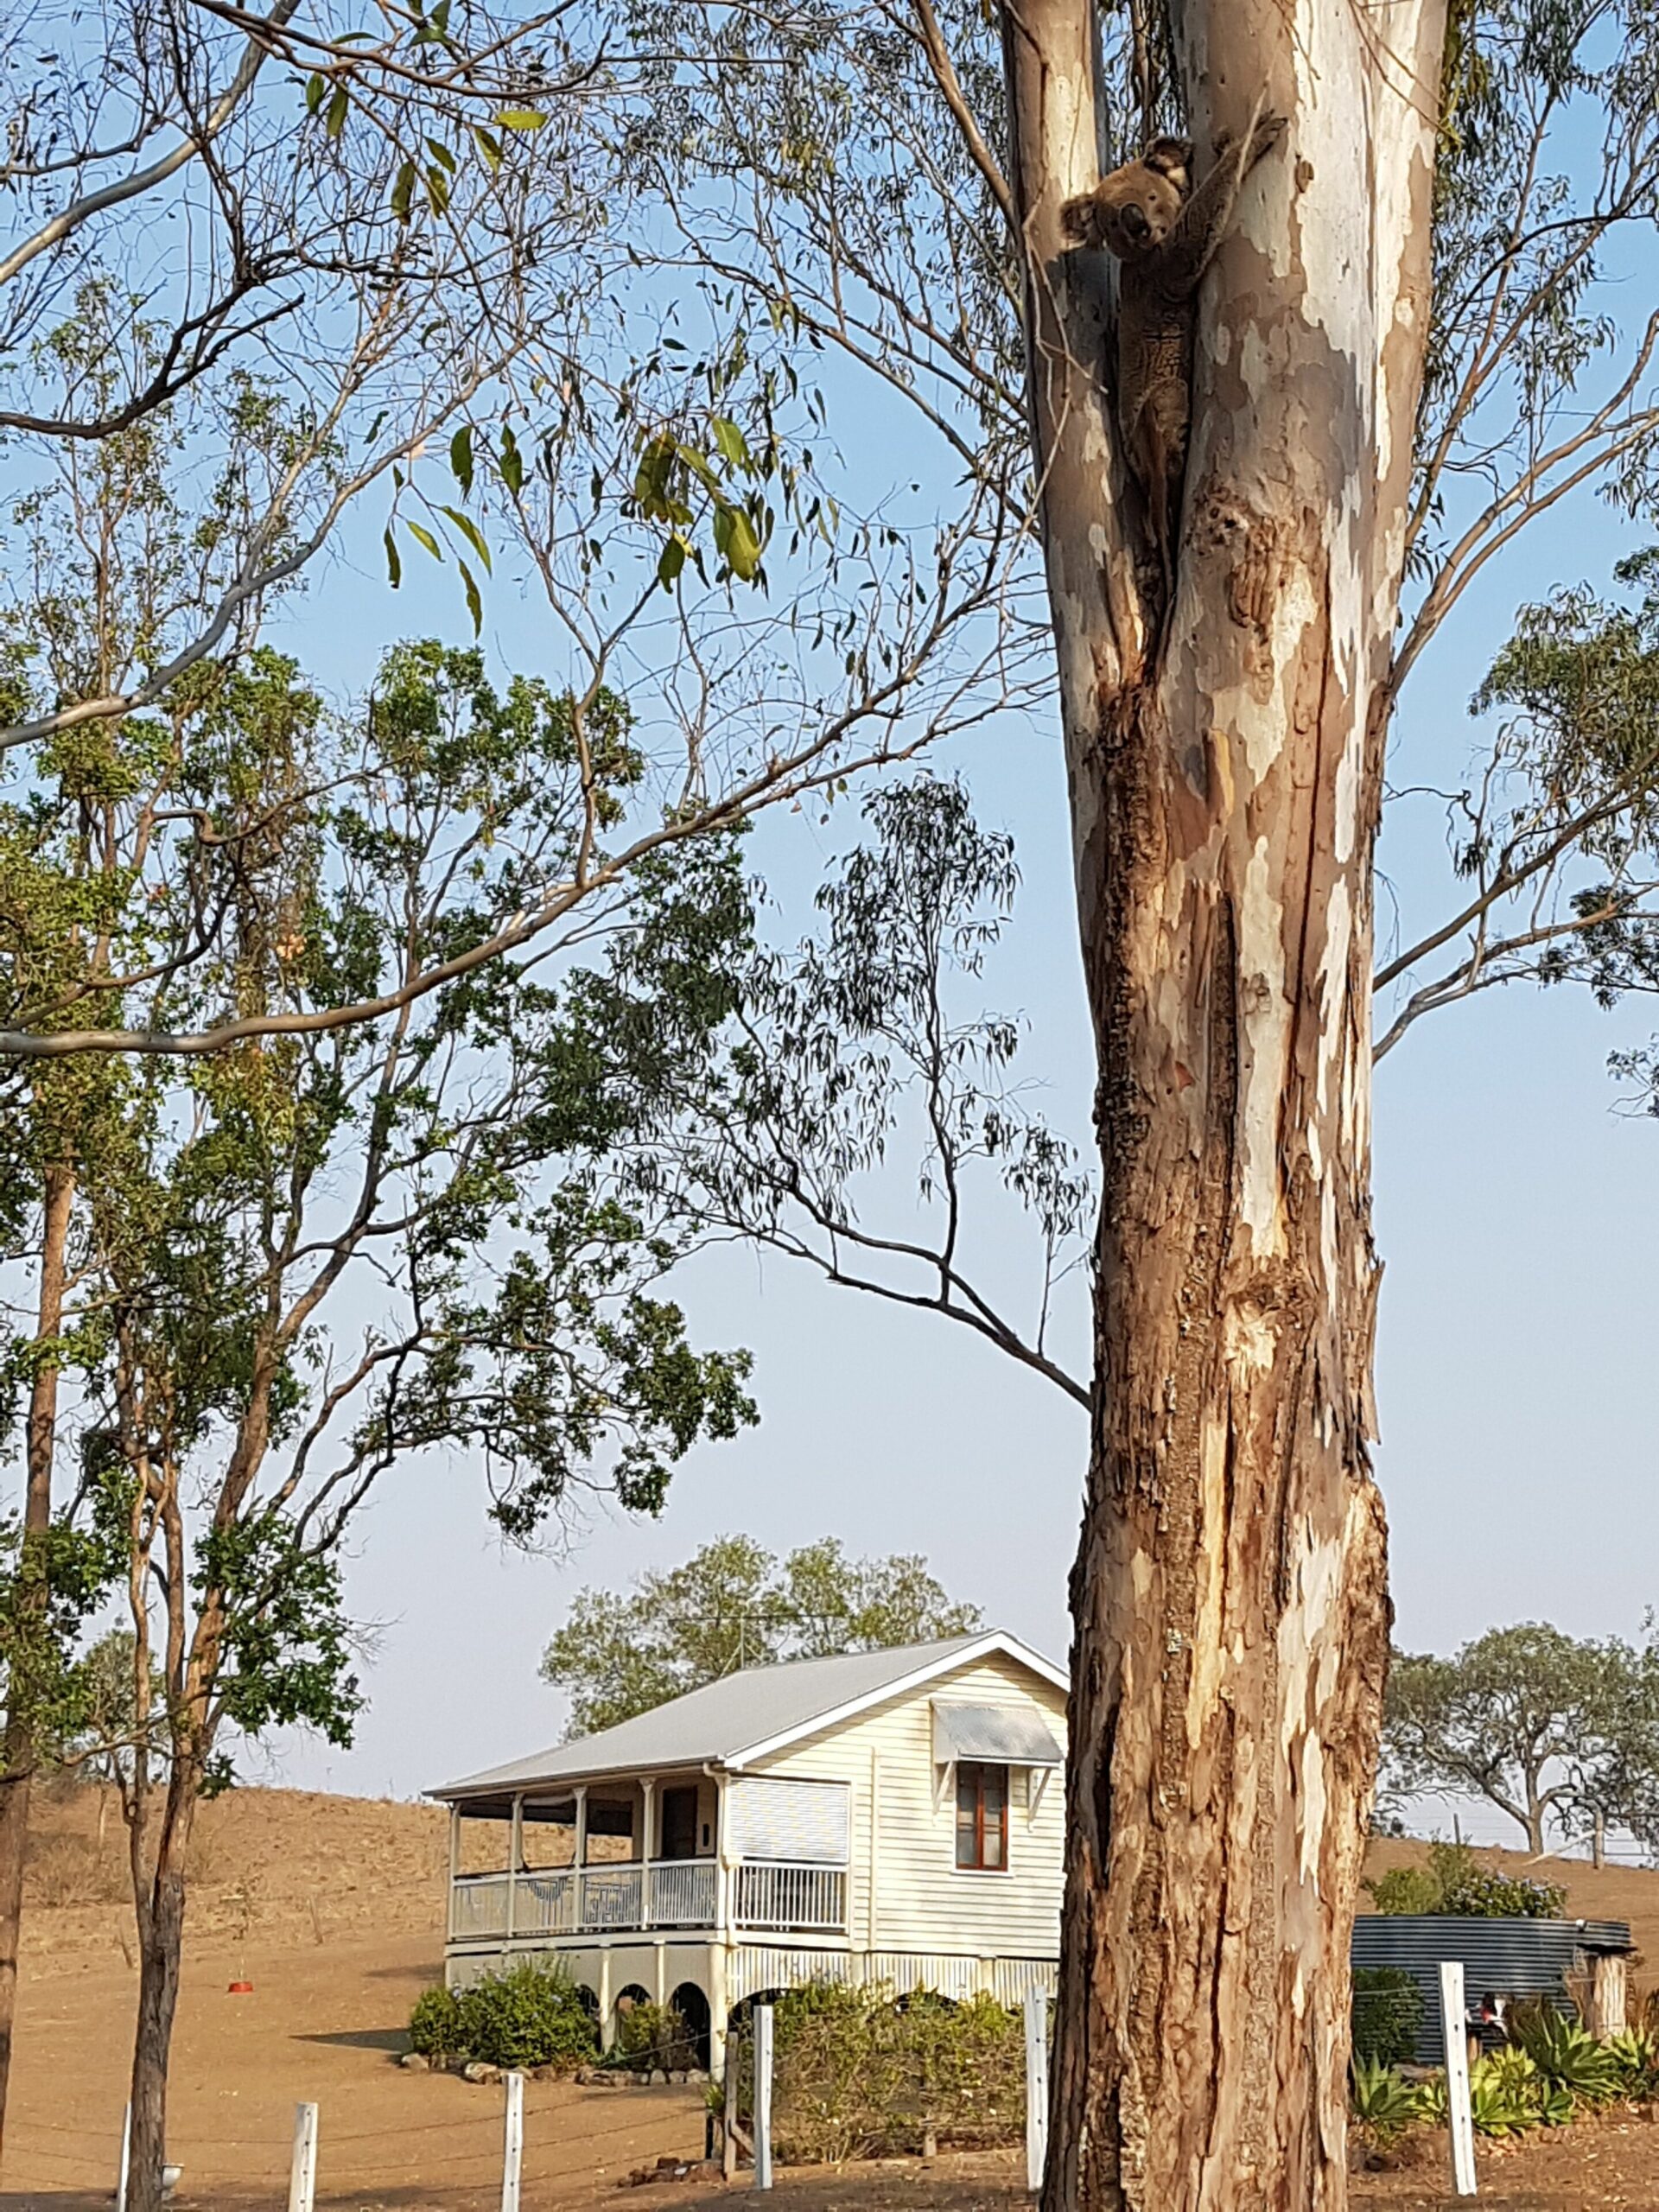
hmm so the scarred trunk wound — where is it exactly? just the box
[1002,0,1446,2203]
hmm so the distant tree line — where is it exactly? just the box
[1382,1623,1659,1858]
[541,1534,982,1737]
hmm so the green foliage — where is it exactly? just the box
[1432,1845,1567,1920]
[543,1533,981,1734]
[1466,2050,1541,2137]
[196,1511,361,1748]
[1364,1866,1443,1916]
[0,1499,130,1770]
[409,1964,598,2070]
[610,2000,697,2071]
[409,1984,466,2060]
[725,1984,1025,2164]
[1383,1623,1659,1854]
[1365,1842,1566,1919]
[1370,2049,1571,2139]
[635,774,1094,1416]
[1348,2055,1422,2137]
[1507,2000,1624,2104]
[1351,1967,1426,2067]
[1605,2026,1659,2101]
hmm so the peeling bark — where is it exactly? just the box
[1004,0,1446,2203]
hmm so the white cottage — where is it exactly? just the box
[430,1630,1067,2074]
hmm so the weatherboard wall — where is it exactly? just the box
[749,1647,1067,1964]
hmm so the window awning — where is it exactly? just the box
[931,1700,1063,1768]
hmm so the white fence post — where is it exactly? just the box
[1023,1987,1049,2194]
[753,2003,774,2192]
[288,2101,320,2212]
[117,2102,131,2212]
[1439,1961,1478,2198]
[500,2070,524,2212]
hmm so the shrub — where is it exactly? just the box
[410,1983,467,2061]
[1351,1967,1425,2067]
[1364,1842,1565,1920]
[408,1963,598,2071]
[611,2000,697,2072]
[1431,1844,1565,1920]
[1364,1866,1442,1916]
[726,1982,1026,2163]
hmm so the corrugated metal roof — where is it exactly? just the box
[430,1630,1064,1800]
[931,1701,1063,1766]
[1351,1915,1634,2063]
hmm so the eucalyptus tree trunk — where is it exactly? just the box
[1001,1,1446,2203]
[127,1755,201,2212]
[0,1162,75,2155]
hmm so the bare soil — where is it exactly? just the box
[10,1788,1659,2209]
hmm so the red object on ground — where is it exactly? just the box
[227,1980,253,1994]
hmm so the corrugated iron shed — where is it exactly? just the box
[1351,1914,1635,2063]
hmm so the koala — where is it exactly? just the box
[1062,114,1287,600]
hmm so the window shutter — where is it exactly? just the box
[727,1777,849,1862]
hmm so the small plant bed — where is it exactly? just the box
[407,1961,599,2075]
[1349,2003,1659,2171]
[585,1999,709,2086]
[722,1982,1027,2164]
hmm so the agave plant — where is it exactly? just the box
[1480,2046,1541,2098]
[1414,2071,1448,2125]
[1535,2080,1574,2127]
[1467,2054,1540,2137]
[1350,2054,1423,2133]
[1508,2001,1623,2104]
[1606,2026,1659,2101]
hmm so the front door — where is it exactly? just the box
[660,1785,699,1861]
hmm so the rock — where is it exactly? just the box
[686,2069,707,2083]
[400,2052,429,2072]
[668,2069,687,2085]
[463,2061,501,2084]
[649,2069,668,2086]
[618,2158,698,2188]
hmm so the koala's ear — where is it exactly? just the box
[1142,136,1194,181]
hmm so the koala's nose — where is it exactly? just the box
[1122,205,1150,239]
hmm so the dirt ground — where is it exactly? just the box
[12,1786,1659,2209]
[5,1924,707,2209]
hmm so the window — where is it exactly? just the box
[955,1762,1008,1872]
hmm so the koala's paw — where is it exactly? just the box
[1216,112,1287,164]
[1060,191,1103,246]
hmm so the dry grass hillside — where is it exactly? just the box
[23,1778,449,1958]
[1363,1833,1659,1970]
[14,1791,1659,2209]
[26,1777,1659,1969]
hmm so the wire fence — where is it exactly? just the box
[2,2075,711,2202]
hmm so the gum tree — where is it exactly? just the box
[36,640,757,2212]
[626,0,1659,2198]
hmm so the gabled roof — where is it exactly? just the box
[429,1629,1066,1801]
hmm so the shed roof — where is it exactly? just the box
[430,1629,1065,1801]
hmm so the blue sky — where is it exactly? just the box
[246,256,1659,1837]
